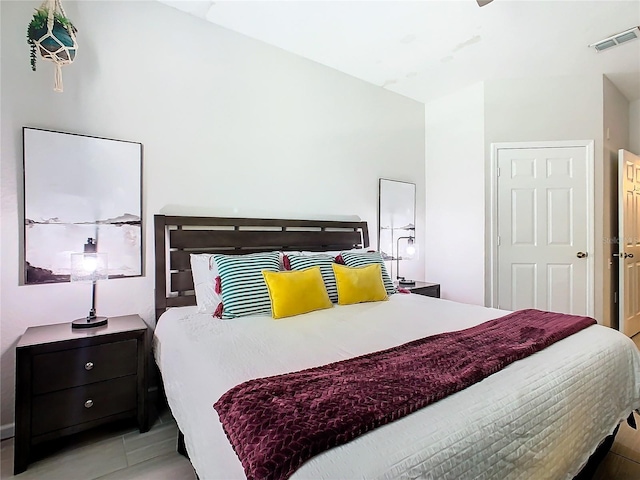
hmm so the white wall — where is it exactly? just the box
[483,75,605,320]
[425,82,485,305]
[631,100,640,155]
[603,77,630,328]
[0,0,425,433]
[425,75,607,311]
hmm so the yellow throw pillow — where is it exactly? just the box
[332,263,388,305]
[262,266,333,319]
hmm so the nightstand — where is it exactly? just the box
[14,314,149,474]
[403,281,441,298]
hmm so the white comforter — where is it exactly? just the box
[154,294,640,480]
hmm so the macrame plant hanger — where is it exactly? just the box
[33,0,77,92]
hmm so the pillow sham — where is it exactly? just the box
[332,263,388,305]
[262,267,333,319]
[189,254,221,314]
[339,251,396,295]
[284,254,338,303]
[213,251,281,319]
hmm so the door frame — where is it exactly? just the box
[488,140,595,316]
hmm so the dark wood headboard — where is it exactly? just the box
[154,215,370,320]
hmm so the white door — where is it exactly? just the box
[495,144,592,315]
[618,149,640,337]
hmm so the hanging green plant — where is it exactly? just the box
[26,0,78,92]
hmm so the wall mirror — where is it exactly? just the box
[378,179,416,282]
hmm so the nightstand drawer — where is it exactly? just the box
[411,285,440,298]
[31,375,137,436]
[32,339,137,394]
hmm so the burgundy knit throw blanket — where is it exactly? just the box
[214,309,596,480]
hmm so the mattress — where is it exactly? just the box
[154,294,640,480]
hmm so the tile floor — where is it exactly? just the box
[0,407,196,480]
[593,412,640,479]
[2,334,640,479]
[589,333,640,479]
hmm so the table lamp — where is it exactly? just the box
[396,236,417,286]
[70,237,108,329]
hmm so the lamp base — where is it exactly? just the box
[72,316,108,329]
[398,278,416,287]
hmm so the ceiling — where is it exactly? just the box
[159,0,640,104]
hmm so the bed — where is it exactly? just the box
[153,214,640,480]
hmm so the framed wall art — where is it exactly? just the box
[23,127,143,284]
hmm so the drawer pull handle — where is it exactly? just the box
[85,362,94,371]
[84,399,94,408]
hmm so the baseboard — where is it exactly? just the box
[1,422,15,440]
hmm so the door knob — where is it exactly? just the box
[576,252,588,258]
[625,253,634,259]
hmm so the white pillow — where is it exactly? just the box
[270,251,302,268]
[190,254,221,314]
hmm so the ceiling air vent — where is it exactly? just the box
[589,26,640,52]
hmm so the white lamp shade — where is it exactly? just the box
[70,252,108,282]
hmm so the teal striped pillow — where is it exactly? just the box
[213,252,281,319]
[287,254,337,303]
[340,251,396,295]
